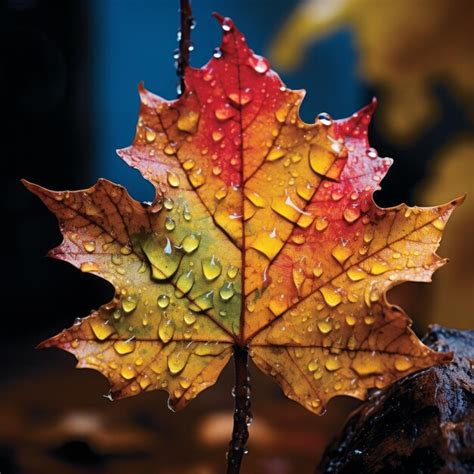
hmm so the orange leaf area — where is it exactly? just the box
[25,14,460,414]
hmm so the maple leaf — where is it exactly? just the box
[24,14,460,415]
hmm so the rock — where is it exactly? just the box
[318,325,474,474]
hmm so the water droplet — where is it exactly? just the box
[315,216,328,232]
[177,110,199,133]
[395,356,413,371]
[215,186,228,201]
[267,147,286,161]
[158,315,175,343]
[164,143,176,155]
[245,191,265,208]
[228,90,252,106]
[366,148,377,159]
[215,105,235,121]
[320,287,342,307]
[122,295,138,313]
[213,48,222,59]
[317,113,333,126]
[212,130,224,142]
[313,369,323,380]
[165,216,176,231]
[332,243,353,265]
[167,171,180,188]
[113,339,136,355]
[84,241,96,253]
[89,319,115,341]
[313,263,323,278]
[168,348,189,374]
[202,255,222,281]
[227,265,238,279]
[248,55,269,74]
[157,294,170,309]
[325,356,341,371]
[184,313,196,325]
[145,128,156,143]
[271,195,309,223]
[189,291,214,311]
[317,319,333,334]
[269,294,288,316]
[189,168,206,188]
[164,197,174,210]
[347,267,366,281]
[364,315,376,325]
[142,236,180,280]
[370,261,388,275]
[81,262,99,273]
[183,159,195,170]
[343,206,361,223]
[308,359,319,372]
[181,233,200,253]
[345,314,356,326]
[139,375,151,390]
[251,228,284,259]
[432,218,445,230]
[176,270,195,296]
[219,281,235,301]
[120,246,132,255]
[121,365,137,380]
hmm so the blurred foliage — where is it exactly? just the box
[418,138,474,329]
[270,0,474,143]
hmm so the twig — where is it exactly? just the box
[176,0,194,96]
[227,346,252,474]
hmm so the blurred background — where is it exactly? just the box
[2,0,473,472]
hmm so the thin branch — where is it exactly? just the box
[227,346,252,474]
[176,0,194,96]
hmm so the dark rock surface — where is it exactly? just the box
[318,325,474,474]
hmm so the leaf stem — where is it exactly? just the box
[176,0,193,96]
[227,346,252,474]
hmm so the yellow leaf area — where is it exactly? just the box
[25,15,460,414]
[270,0,474,142]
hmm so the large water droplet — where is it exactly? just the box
[332,243,353,265]
[121,365,137,380]
[157,294,170,309]
[145,128,156,143]
[189,291,214,312]
[325,356,341,371]
[202,255,222,281]
[177,110,199,133]
[142,236,180,280]
[176,270,195,296]
[167,171,180,188]
[158,315,175,343]
[113,339,136,355]
[347,267,366,281]
[219,281,235,301]
[165,216,176,231]
[181,233,200,253]
[83,241,96,253]
[251,228,284,259]
[269,294,288,316]
[320,287,342,307]
[317,319,333,334]
[317,113,333,127]
[168,348,189,374]
[89,318,115,341]
[394,356,413,371]
[122,295,138,313]
[215,105,235,121]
